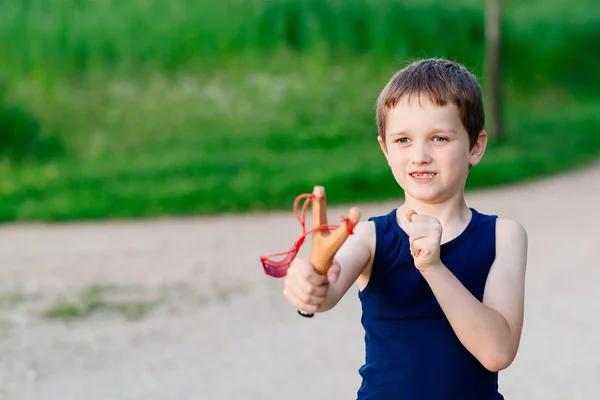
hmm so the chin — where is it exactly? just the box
[398,178,464,205]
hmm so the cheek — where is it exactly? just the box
[440,149,470,173]
[386,148,406,164]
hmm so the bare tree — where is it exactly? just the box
[485,0,502,139]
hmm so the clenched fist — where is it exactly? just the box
[406,210,443,272]
[283,256,340,315]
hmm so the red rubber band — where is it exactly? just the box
[259,193,353,278]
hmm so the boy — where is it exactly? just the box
[282,58,528,399]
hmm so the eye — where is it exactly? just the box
[432,136,448,143]
[394,137,410,144]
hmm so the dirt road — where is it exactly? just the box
[0,163,599,400]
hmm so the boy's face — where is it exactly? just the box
[377,93,486,204]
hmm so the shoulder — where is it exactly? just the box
[334,218,377,259]
[471,209,527,252]
[482,217,528,322]
[349,220,376,250]
[347,207,400,260]
[484,217,528,295]
[495,217,528,252]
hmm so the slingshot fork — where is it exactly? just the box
[298,185,361,317]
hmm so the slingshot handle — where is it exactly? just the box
[298,185,361,318]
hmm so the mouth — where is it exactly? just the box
[409,172,437,179]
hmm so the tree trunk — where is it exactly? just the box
[485,0,502,139]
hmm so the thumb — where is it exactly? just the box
[406,209,416,223]
[327,262,341,284]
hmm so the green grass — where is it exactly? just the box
[0,0,599,221]
[2,60,598,222]
[41,284,161,322]
[1,0,598,85]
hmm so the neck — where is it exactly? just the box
[399,192,471,227]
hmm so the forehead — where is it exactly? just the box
[385,93,463,135]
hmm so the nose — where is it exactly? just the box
[411,141,432,165]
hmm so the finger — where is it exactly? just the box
[327,262,341,284]
[311,185,328,232]
[285,277,324,309]
[409,239,420,258]
[286,281,327,306]
[411,238,431,258]
[406,211,441,227]
[408,221,426,256]
[410,214,438,224]
[409,240,421,257]
[294,275,329,299]
[405,210,417,257]
[289,257,327,282]
[410,236,426,257]
[409,221,442,247]
[298,262,329,286]
[408,221,430,237]
[284,288,319,314]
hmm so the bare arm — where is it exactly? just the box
[284,220,375,315]
[318,220,375,312]
[420,218,528,371]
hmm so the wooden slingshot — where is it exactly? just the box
[260,185,361,318]
[308,185,361,274]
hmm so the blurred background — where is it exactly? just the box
[1,0,599,223]
[1,1,600,399]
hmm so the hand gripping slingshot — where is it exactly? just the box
[260,185,361,317]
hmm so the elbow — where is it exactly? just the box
[316,304,333,313]
[317,291,343,313]
[482,358,512,373]
[316,299,338,313]
[481,350,516,372]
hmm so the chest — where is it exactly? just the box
[366,235,494,314]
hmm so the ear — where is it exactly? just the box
[469,130,487,167]
[377,135,391,165]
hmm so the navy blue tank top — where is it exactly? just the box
[357,207,502,400]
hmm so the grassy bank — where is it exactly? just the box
[1,0,598,93]
[0,0,598,222]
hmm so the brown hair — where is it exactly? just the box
[376,58,484,149]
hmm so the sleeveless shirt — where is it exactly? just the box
[356,207,503,400]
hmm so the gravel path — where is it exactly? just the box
[0,163,599,400]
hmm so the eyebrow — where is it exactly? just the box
[388,128,458,136]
